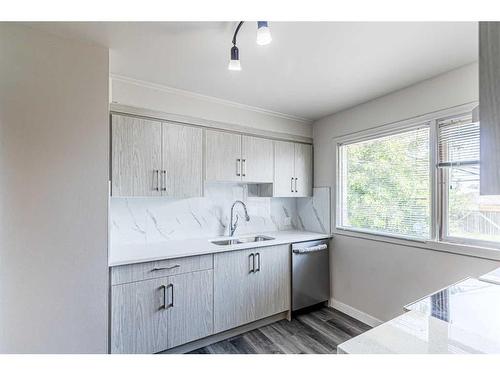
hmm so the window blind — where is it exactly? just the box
[438,114,479,167]
[439,112,500,244]
[339,126,430,239]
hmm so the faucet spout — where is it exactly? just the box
[229,200,250,237]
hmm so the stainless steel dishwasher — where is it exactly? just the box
[292,239,330,311]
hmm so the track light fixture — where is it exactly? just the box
[228,21,272,71]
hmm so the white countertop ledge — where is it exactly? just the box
[109,230,332,267]
[339,310,500,354]
[338,277,500,354]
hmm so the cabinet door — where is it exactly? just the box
[162,122,203,197]
[214,249,256,333]
[241,135,274,183]
[168,270,214,348]
[294,143,313,197]
[205,129,242,182]
[254,245,291,320]
[111,114,162,196]
[479,22,500,195]
[273,141,296,197]
[111,277,169,354]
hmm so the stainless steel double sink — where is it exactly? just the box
[211,235,275,246]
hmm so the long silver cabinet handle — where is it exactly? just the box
[154,170,160,191]
[160,285,167,309]
[161,170,167,192]
[255,252,260,272]
[293,244,328,254]
[151,264,180,272]
[242,159,246,177]
[249,253,255,273]
[290,177,294,193]
[167,283,174,309]
[295,177,298,193]
[236,159,241,176]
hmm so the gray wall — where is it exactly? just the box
[313,63,500,322]
[0,24,109,353]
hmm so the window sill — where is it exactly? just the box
[333,227,500,261]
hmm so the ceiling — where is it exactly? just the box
[26,22,478,121]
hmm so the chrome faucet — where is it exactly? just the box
[229,200,250,237]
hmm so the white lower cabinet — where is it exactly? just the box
[213,248,257,333]
[111,245,291,353]
[214,245,291,333]
[111,276,170,354]
[167,270,214,348]
[111,269,213,354]
[254,246,291,320]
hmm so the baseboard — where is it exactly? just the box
[328,299,383,327]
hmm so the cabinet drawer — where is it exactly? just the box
[111,254,213,285]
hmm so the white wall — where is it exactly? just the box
[313,63,500,323]
[111,75,312,138]
[0,24,109,353]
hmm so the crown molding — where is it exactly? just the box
[109,73,313,125]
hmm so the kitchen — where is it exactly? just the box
[2,3,500,369]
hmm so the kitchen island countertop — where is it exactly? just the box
[338,277,500,354]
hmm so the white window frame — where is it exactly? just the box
[436,113,500,249]
[334,102,500,258]
[336,121,433,242]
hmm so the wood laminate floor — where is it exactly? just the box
[188,307,371,354]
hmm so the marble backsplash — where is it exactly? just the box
[110,184,330,247]
[296,187,331,233]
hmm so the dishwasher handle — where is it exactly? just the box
[292,244,328,254]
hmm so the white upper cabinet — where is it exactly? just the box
[274,141,296,197]
[480,22,500,195]
[241,135,274,183]
[162,122,203,198]
[205,130,274,183]
[205,129,242,182]
[294,143,313,197]
[111,114,162,197]
[274,141,313,197]
[111,115,203,197]
[112,114,312,196]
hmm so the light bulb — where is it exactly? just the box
[228,59,241,71]
[256,21,272,46]
[228,45,241,71]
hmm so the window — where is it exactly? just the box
[338,126,431,239]
[438,115,500,245]
[337,107,500,248]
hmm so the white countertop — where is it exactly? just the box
[109,230,331,267]
[338,278,500,354]
[338,309,500,354]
